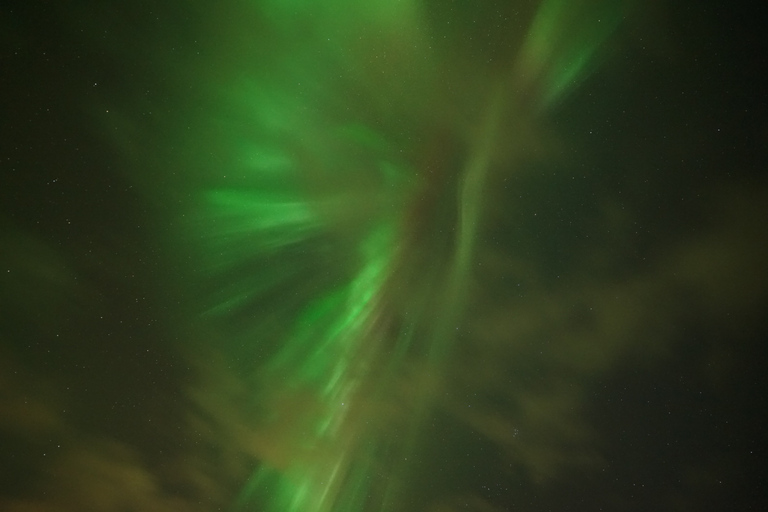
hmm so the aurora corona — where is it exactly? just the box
[184,1,633,511]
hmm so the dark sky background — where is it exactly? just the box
[2,1,767,511]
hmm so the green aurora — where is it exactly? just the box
[179,1,631,510]
[2,1,767,511]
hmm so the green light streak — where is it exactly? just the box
[518,0,631,109]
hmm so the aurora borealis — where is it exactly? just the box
[2,1,767,511]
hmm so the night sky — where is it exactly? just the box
[2,1,767,511]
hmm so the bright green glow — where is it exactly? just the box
[183,1,631,510]
[206,190,318,235]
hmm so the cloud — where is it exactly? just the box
[0,347,241,512]
[440,179,768,484]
